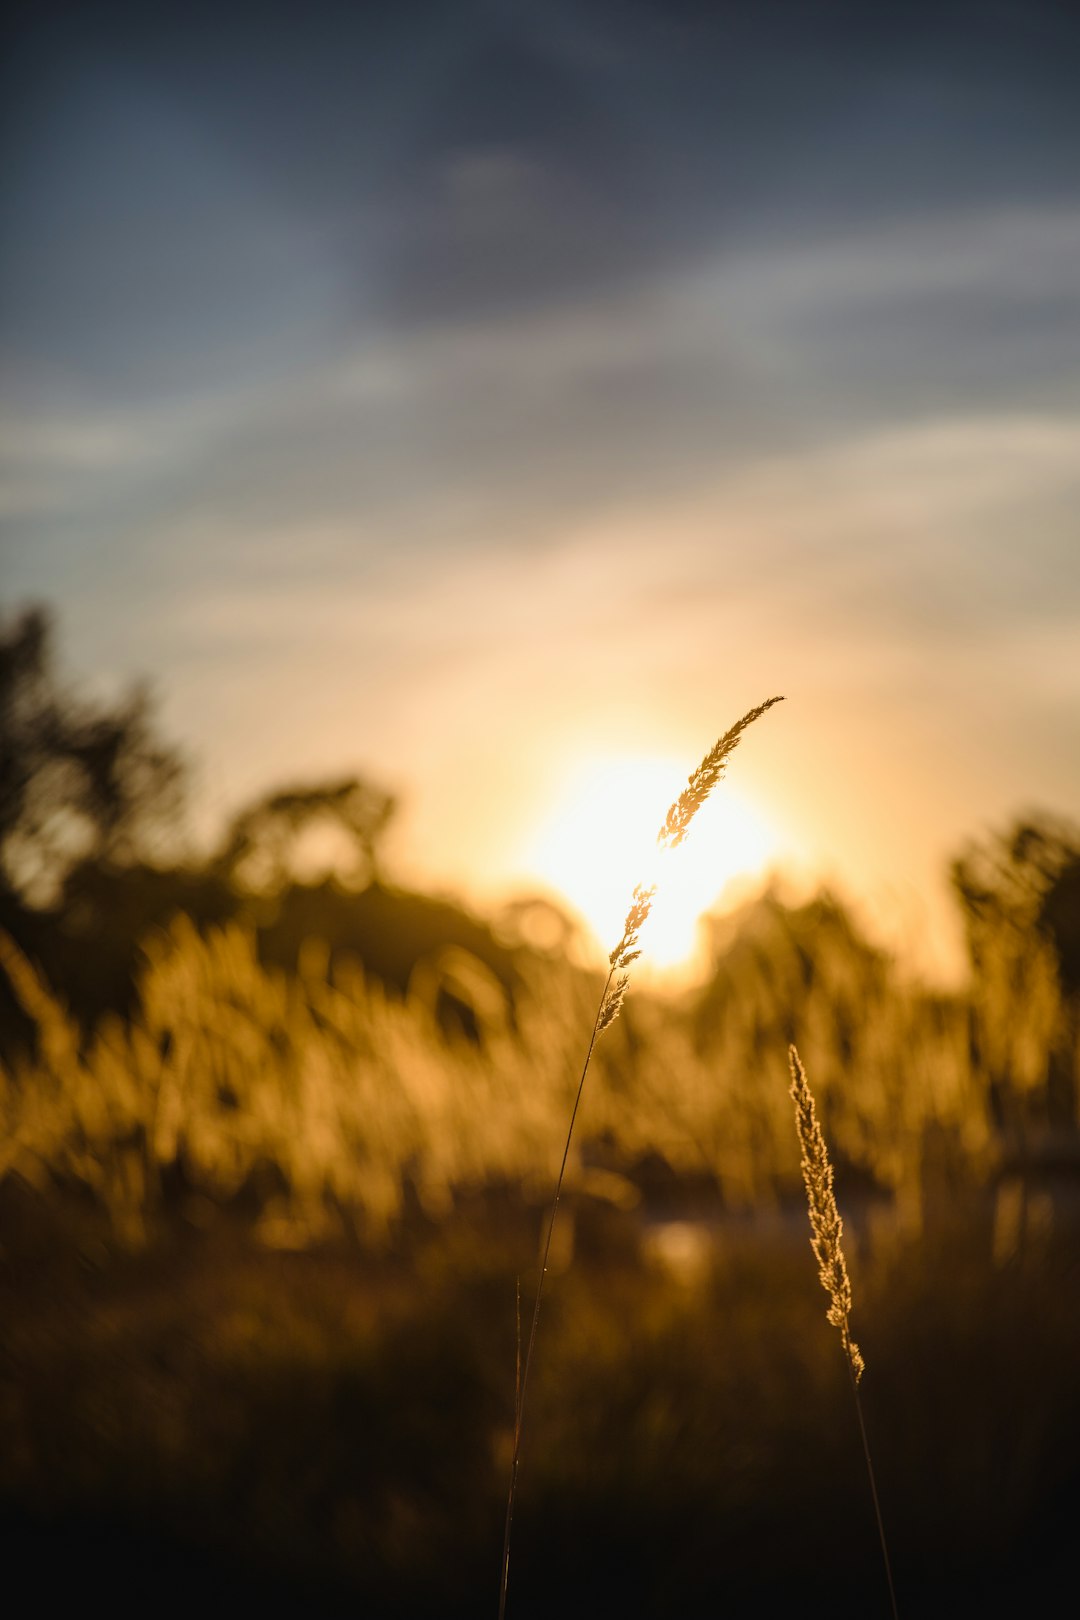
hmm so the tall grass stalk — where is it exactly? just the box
[497,697,783,1619]
[788,1043,899,1620]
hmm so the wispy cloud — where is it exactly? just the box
[6,197,1078,557]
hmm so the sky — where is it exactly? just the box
[2,0,1079,979]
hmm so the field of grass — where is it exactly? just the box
[1,822,1078,1616]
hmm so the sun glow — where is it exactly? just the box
[522,754,778,973]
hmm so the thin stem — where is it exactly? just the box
[847,1360,900,1620]
[497,966,614,1620]
[514,1275,522,1444]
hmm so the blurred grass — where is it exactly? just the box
[0,888,1039,1242]
[1,862,1078,1615]
[1,1202,1076,1616]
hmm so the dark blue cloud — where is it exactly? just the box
[2,0,1078,646]
[3,0,1078,399]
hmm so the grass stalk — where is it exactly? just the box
[849,1361,900,1620]
[788,1042,899,1620]
[497,697,783,1619]
[497,973,613,1619]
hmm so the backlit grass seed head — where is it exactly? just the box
[597,972,630,1034]
[597,885,656,1036]
[788,1043,865,1383]
[609,884,656,972]
[658,696,784,849]
[597,697,783,1038]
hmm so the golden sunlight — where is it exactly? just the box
[522,754,778,971]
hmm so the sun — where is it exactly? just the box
[521,754,778,972]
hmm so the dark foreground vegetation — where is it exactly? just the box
[1,606,1078,1616]
[2,1189,1077,1618]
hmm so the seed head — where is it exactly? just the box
[788,1043,864,1383]
[658,696,784,849]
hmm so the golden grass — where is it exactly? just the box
[3,889,1065,1252]
[788,1042,864,1383]
[2,764,1076,1615]
[499,698,784,1619]
[658,695,785,848]
[789,1040,899,1618]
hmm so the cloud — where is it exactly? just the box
[0,62,346,400]
[4,189,1078,763]
[96,400,1078,708]
[8,192,1076,544]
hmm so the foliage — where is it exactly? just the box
[952,813,1080,1137]
[216,776,398,893]
[2,842,1077,1251]
[0,1201,1075,1619]
[0,605,185,904]
[1,811,1078,1617]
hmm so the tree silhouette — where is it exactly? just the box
[216,775,397,893]
[952,813,1080,994]
[0,606,185,905]
[952,813,1080,1132]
